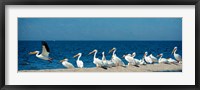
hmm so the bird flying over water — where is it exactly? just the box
[29,41,53,63]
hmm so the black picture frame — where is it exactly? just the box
[0,0,199,90]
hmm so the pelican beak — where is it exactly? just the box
[111,56,114,59]
[172,49,175,55]
[60,60,64,63]
[157,54,161,57]
[64,58,68,60]
[73,54,79,58]
[88,50,95,55]
[108,50,112,53]
[109,48,114,53]
[29,51,37,55]
[122,55,125,58]
[131,54,135,57]
[143,53,146,57]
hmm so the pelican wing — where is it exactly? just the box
[107,60,116,67]
[116,56,126,66]
[134,59,140,65]
[102,55,106,60]
[126,56,137,65]
[77,60,84,68]
[94,58,103,65]
[174,53,182,61]
[101,60,109,69]
[145,56,153,64]
[125,56,134,63]
[150,54,157,60]
[177,54,182,60]
[159,58,168,64]
[62,61,74,69]
[140,58,147,65]
[41,41,50,57]
[168,58,177,63]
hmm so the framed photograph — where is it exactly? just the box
[0,0,199,89]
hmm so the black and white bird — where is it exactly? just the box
[29,41,53,63]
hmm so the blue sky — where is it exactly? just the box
[18,18,182,41]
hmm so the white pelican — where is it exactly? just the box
[101,52,109,69]
[166,58,178,64]
[107,60,116,67]
[131,52,141,65]
[60,58,74,69]
[149,54,158,63]
[88,49,103,67]
[172,47,182,63]
[109,47,126,67]
[102,52,115,68]
[157,53,168,64]
[123,54,139,67]
[73,53,84,68]
[29,41,53,63]
[123,54,134,66]
[143,52,153,64]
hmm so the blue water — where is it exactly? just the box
[18,41,182,70]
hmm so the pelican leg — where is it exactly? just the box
[76,68,81,71]
[96,64,99,68]
[134,65,139,67]
[172,62,178,65]
[48,60,52,63]
[179,61,182,64]
[47,58,53,63]
[117,63,120,66]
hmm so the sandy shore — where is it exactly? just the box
[19,63,182,72]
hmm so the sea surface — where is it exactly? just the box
[18,41,182,70]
